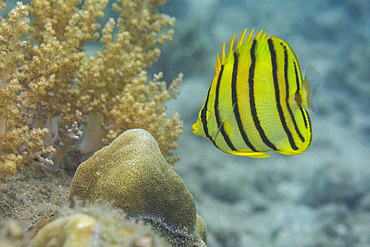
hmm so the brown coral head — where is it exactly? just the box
[68,128,196,232]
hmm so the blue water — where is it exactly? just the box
[158,0,370,246]
[1,0,369,246]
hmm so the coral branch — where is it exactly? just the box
[78,112,104,158]
[0,0,183,178]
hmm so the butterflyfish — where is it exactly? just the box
[192,28,322,158]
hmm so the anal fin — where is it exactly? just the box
[229,150,271,158]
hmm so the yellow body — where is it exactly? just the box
[193,28,320,158]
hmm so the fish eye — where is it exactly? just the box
[294,92,302,106]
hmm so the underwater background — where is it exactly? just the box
[0,0,369,246]
[156,0,370,246]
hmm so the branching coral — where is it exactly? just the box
[77,0,182,163]
[0,0,182,176]
[0,2,56,170]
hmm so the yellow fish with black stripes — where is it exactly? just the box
[192,28,322,158]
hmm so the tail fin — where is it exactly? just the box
[304,65,322,112]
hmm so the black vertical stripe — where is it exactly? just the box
[294,62,301,91]
[268,39,298,150]
[200,86,219,148]
[249,40,277,151]
[305,108,312,144]
[294,62,308,129]
[301,107,312,145]
[215,65,237,151]
[300,107,308,129]
[232,52,257,152]
[281,44,305,143]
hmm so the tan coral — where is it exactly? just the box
[68,128,196,231]
[29,213,97,247]
[0,2,55,169]
[107,71,183,165]
[0,160,17,182]
[195,214,208,245]
[0,219,25,247]
[29,205,170,247]
[0,0,182,176]
[77,0,182,165]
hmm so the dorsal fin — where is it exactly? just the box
[304,65,322,112]
[245,28,255,42]
[215,53,221,72]
[221,42,226,64]
[236,28,248,50]
[228,33,235,57]
[217,28,269,68]
[254,29,264,40]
